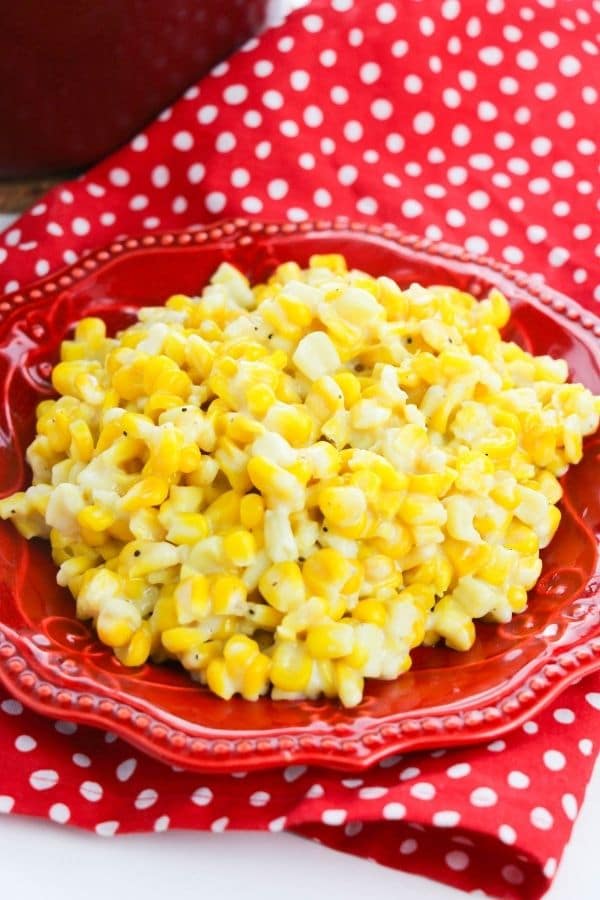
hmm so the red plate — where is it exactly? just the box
[1,219,599,772]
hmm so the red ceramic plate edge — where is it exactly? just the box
[0,217,599,773]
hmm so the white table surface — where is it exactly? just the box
[1,2,599,895]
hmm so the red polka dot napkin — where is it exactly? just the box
[1,1,599,897]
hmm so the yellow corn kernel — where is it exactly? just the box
[318,485,367,527]
[162,626,205,654]
[223,529,256,567]
[246,602,282,629]
[115,622,152,666]
[247,383,276,417]
[212,575,248,615]
[409,471,456,497]
[97,597,142,648]
[204,491,242,531]
[69,420,94,462]
[306,623,354,659]
[335,663,364,708]
[174,575,210,623]
[122,476,169,511]
[353,598,387,627]
[151,589,179,635]
[240,493,264,529]
[241,653,271,701]
[270,641,312,692]
[507,585,528,613]
[259,561,305,612]
[309,253,347,274]
[227,415,265,445]
[504,521,539,555]
[445,539,491,578]
[165,513,209,545]
[77,505,115,533]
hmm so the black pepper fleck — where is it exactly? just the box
[133,550,141,557]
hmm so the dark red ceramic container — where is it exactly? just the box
[0,0,268,177]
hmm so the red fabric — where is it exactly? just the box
[1,1,599,897]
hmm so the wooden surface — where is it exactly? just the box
[0,176,65,213]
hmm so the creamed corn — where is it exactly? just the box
[2,255,599,707]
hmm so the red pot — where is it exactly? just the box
[0,0,268,177]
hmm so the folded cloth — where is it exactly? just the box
[1,1,599,897]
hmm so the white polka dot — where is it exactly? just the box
[531,807,554,830]
[223,84,248,105]
[360,62,381,85]
[299,153,316,170]
[446,209,466,227]
[442,0,461,19]
[402,199,424,218]
[253,60,273,78]
[262,90,284,110]
[330,85,349,105]
[479,46,503,65]
[451,124,471,147]
[49,803,70,824]
[280,120,298,140]
[116,758,137,782]
[357,196,378,216]
[424,183,446,198]
[348,27,364,47]
[376,2,397,23]
[151,165,170,188]
[514,106,532,124]
[445,850,470,871]
[553,201,570,216]
[527,225,547,243]
[69,753,90,769]
[314,188,332,208]
[577,180,593,195]
[478,101,498,121]
[134,788,158,810]
[459,70,477,90]
[371,99,393,120]
[582,86,598,104]
[108,167,130,187]
[419,16,435,36]
[465,236,489,254]
[244,110,262,128]
[187,163,206,185]
[487,219,507,238]
[413,111,435,135]
[290,70,310,91]
[99,212,114,228]
[553,159,574,178]
[4,279,19,292]
[544,750,566,771]
[33,259,49,278]
[468,190,490,210]
[410,782,436,801]
[447,763,471,779]
[442,88,461,109]
[544,858,557,878]
[487,740,506,753]
[72,217,90,236]
[535,82,557,100]
[579,739,593,756]
[255,141,271,160]
[540,31,560,48]
[303,13,323,32]
[562,793,578,820]
[249,791,270,807]
[531,136,553,156]
[191,787,213,806]
[573,268,588,283]
[303,105,323,128]
[374,801,405,821]
[287,207,308,223]
[80,781,103,802]
[1,699,23,715]
[508,157,529,175]
[205,192,227,214]
[30,770,59,791]
[470,787,498,808]
[344,120,363,142]
[173,131,193,151]
[95,821,118,837]
[499,824,517,845]
[386,133,404,153]
[0,796,14,815]
[557,110,575,128]
[59,189,74,204]
[549,247,570,267]
[216,132,236,153]
[404,74,423,94]
[154,815,170,832]
[15,735,37,752]
[322,809,346,826]
[502,865,525,886]
[358,786,388,800]
[63,250,77,265]
[320,49,337,67]
[559,55,582,77]
[131,134,148,151]
[129,194,149,211]
[465,16,481,38]
[447,166,468,186]
[337,165,358,186]
[529,177,551,195]
[433,810,461,827]
[425,225,443,241]
[503,246,524,265]
[517,49,538,69]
